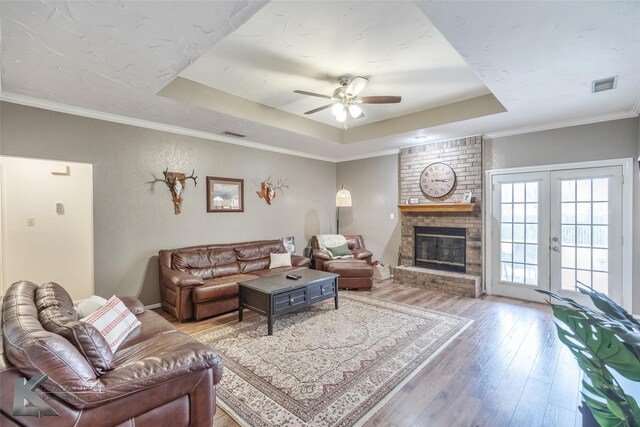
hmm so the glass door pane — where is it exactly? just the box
[499,181,539,285]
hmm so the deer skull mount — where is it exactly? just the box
[257,176,288,205]
[152,168,197,214]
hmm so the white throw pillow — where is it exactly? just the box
[75,295,108,318]
[81,296,141,352]
[269,252,292,269]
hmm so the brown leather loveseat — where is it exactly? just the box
[1,280,222,427]
[159,239,310,322]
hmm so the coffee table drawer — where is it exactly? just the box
[308,280,336,302]
[273,288,307,314]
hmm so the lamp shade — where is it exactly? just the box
[336,186,352,207]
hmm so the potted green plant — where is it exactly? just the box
[537,286,640,427]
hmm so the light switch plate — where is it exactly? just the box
[27,217,35,226]
[56,203,65,214]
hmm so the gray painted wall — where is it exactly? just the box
[0,102,336,304]
[485,117,640,312]
[336,154,401,267]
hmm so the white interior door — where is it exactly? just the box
[490,165,624,306]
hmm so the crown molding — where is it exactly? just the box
[485,110,639,139]
[335,149,401,163]
[0,92,338,163]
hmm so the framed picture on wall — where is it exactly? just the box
[207,177,244,212]
[462,190,473,203]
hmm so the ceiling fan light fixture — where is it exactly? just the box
[348,104,362,118]
[331,103,344,116]
[336,110,347,122]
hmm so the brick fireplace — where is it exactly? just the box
[393,135,483,298]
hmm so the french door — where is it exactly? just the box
[490,166,623,306]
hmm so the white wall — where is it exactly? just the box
[0,156,94,300]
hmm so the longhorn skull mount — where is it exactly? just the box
[149,168,197,214]
[257,176,288,205]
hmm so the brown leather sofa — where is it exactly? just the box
[159,239,311,322]
[311,235,374,290]
[1,280,222,427]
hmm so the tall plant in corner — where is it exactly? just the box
[537,285,640,427]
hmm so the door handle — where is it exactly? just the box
[552,246,560,252]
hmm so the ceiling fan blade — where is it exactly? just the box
[304,104,334,115]
[360,96,402,104]
[294,90,332,99]
[345,76,368,97]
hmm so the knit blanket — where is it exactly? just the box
[315,234,354,259]
[316,234,347,249]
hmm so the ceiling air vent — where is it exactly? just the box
[592,76,618,93]
[222,131,246,138]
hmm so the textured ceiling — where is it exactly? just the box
[179,1,491,128]
[1,1,639,162]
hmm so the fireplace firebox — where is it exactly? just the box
[414,226,466,273]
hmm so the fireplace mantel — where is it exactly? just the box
[397,203,476,213]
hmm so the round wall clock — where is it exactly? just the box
[420,162,456,198]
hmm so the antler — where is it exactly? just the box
[147,168,170,186]
[185,170,197,186]
[272,177,288,192]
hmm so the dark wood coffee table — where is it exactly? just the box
[238,269,338,335]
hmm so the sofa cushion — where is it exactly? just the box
[193,274,258,302]
[324,260,373,277]
[235,240,286,273]
[82,297,141,352]
[172,247,240,280]
[35,281,78,319]
[39,305,115,375]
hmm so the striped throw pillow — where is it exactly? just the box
[81,296,141,352]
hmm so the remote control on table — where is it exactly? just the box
[286,274,301,280]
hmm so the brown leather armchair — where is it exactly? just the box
[311,235,374,290]
[1,281,222,427]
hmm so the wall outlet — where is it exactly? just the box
[27,217,35,226]
[56,203,65,214]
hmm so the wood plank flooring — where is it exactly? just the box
[156,279,583,427]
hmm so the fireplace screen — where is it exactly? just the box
[414,226,466,273]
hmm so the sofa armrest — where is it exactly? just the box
[119,296,145,315]
[291,255,311,267]
[161,268,204,291]
[57,339,222,407]
[353,249,373,260]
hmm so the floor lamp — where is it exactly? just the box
[336,185,352,235]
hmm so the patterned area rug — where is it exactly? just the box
[193,293,472,427]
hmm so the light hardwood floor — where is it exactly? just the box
[156,279,583,427]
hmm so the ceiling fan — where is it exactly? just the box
[293,75,401,128]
